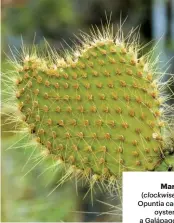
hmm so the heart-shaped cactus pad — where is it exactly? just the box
[14,36,165,186]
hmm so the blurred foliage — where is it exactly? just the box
[2,0,154,45]
[2,136,80,222]
[3,0,77,38]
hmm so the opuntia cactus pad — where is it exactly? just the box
[4,24,174,191]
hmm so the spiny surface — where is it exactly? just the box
[16,39,164,181]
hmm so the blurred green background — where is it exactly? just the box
[1,0,174,222]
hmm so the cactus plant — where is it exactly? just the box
[3,24,174,194]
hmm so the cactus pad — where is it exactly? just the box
[14,37,165,186]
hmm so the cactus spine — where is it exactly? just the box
[4,24,174,192]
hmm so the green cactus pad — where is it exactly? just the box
[15,39,164,183]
